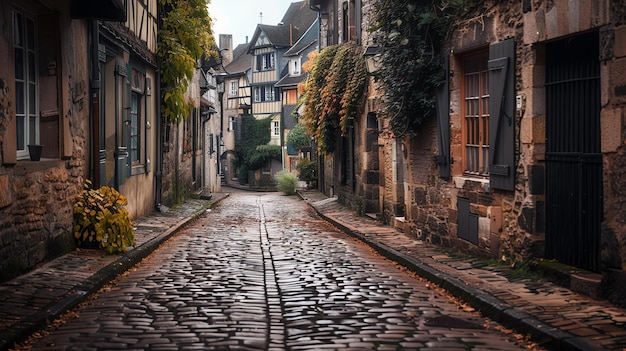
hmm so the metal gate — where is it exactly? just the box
[545,32,602,272]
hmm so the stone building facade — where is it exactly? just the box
[313,0,625,302]
[0,0,161,282]
[0,0,90,281]
[400,0,624,301]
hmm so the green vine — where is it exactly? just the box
[234,115,273,179]
[371,0,479,137]
[299,42,367,154]
[158,0,216,124]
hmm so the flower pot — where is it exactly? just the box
[28,145,43,161]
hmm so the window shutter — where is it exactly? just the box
[434,55,450,179]
[144,77,151,173]
[488,38,515,191]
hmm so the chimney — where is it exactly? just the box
[219,34,234,65]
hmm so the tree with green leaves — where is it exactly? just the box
[286,123,310,151]
[158,0,216,124]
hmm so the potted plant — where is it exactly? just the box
[73,180,135,253]
[27,144,43,161]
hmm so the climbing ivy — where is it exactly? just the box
[299,42,367,154]
[371,0,479,137]
[158,0,216,124]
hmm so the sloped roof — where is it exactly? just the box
[284,39,317,57]
[221,43,252,76]
[248,1,317,52]
[275,72,308,88]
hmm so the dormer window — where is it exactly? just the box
[290,57,301,76]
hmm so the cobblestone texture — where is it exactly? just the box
[24,192,528,350]
[0,188,624,350]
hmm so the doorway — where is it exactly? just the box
[544,32,602,272]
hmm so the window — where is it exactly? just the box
[272,121,280,136]
[256,52,275,71]
[14,9,38,159]
[462,50,489,176]
[129,92,141,163]
[229,116,235,132]
[254,86,279,102]
[290,58,301,76]
[229,81,238,96]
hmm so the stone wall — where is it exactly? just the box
[0,162,84,281]
[0,2,88,281]
[401,0,626,273]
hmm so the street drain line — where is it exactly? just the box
[257,197,287,349]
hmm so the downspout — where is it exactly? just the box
[155,61,163,208]
[89,20,101,186]
[114,60,120,189]
[201,111,208,192]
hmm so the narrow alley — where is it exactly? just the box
[23,192,534,350]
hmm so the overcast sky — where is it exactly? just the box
[208,0,299,47]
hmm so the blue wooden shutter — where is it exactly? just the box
[434,55,450,179]
[488,39,515,191]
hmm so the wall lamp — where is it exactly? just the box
[363,46,381,74]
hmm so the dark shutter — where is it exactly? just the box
[488,39,515,191]
[434,55,450,179]
[145,77,151,173]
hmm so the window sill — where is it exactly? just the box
[13,159,64,175]
[131,164,145,176]
[452,175,490,192]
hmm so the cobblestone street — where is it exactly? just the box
[26,192,534,350]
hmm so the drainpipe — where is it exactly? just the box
[89,20,101,187]
[114,61,120,189]
[155,59,163,208]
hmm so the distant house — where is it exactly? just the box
[246,1,317,183]
[275,31,319,173]
[218,35,252,187]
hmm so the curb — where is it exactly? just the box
[305,200,601,351]
[0,195,228,351]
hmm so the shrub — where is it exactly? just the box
[73,180,135,254]
[296,157,317,182]
[274,170,298,195]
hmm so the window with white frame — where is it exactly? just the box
[254,86,279,102]
[229,81,238,96]
[290,57,301,76]
[272,121,280,136]
[13,9,38,158]
[229,116,235,132]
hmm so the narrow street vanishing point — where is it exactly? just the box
[24,192,537,351]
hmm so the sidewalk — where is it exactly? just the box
[0,194,229,351]
[298,189,626,351]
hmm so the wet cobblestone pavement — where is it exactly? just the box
[300,190,626,351]
[23,192,531,350]
[1,188,625,350]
